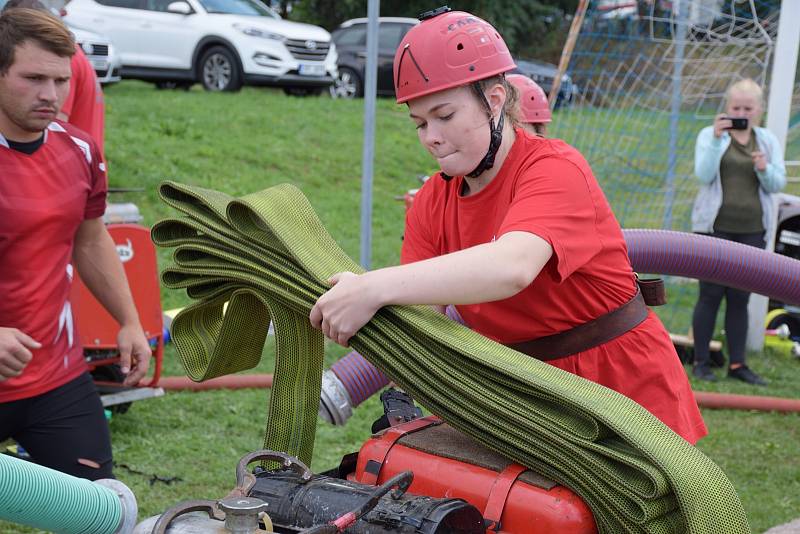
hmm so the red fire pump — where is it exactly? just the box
[347,415,596,533]
[143,393,598,533]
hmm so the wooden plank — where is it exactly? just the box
[669,333,722,352]
[549,0,588,108]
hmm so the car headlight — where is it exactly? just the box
[80,41,94,55]
[233,24,284,41]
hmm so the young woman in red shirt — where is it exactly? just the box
[311,8,706,444]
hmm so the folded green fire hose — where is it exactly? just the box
[153,181,750,534]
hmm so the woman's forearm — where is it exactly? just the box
[368,231,553,307]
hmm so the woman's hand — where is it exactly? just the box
[752,150,767,172]
[713,113,732,138]
[309,272,382,347]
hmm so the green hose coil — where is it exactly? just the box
[0,454,121,534]
[153,181,750,534]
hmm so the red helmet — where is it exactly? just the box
[507,74,552,124]
[393,9,516,104]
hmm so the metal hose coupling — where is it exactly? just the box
[318,369,353,426]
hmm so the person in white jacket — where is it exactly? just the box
[690,78,786,385]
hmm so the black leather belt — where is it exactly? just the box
[506,278,664,361]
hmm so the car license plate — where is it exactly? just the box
[90,58,109,70]
[298,63,325,76]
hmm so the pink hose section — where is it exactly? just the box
[155,375,800,413]
[157,374,273,390]
[693,392,800,412]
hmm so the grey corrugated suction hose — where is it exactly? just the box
[152,181,750,534]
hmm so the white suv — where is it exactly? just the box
[64,0,337,93]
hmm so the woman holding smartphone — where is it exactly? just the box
[691,78,786,385]
[312,8,707,444]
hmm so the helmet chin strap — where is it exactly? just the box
[466,111,504,178]
[441,81,505,182]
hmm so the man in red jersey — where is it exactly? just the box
[0,7,150,479]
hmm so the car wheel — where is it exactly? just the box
[199,46,242,92]
[329,67,362,99]
[283,87,323,97]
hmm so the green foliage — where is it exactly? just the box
[288,0,575,62]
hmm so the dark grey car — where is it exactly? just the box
[329,16,417,98]
[512,58,577,108]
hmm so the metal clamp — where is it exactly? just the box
[151,500,225,534]
[236,449,313,490]
[150,450,307,533]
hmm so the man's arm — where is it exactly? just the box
[73,218,150,385]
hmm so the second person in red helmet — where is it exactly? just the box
[311,8,706,444]
[507,73,551,136]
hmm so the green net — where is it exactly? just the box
[550,1,791,333]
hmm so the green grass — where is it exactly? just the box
[102,82,433,310]
[2,82,799,533]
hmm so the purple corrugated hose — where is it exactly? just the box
[623,229,800,305]
[329,306,468,408]
[330,350,389,406]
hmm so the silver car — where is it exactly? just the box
[0,0,122,85]
[70,26,122,85]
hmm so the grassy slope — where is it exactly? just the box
[2,82,798,533]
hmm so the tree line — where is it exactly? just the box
[276,0,580,62]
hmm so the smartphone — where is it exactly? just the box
[724,117,749,130]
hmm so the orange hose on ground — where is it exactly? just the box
[157,374,273,391]
[157,374,800,413]
[695,391,800,413]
